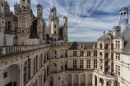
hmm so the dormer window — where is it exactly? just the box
[80,44,84,49]
[81,45,83,48]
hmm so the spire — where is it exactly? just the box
[103,31,105,36]
[53,0,54,7]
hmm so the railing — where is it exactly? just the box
[0,44,51,55]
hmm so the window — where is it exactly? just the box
[115,81,120,86]
[116,41,120,49]
[94,51,97,56]
[80,51,84,56]
[105,43,109,49]
[100,52,102,56]
[105,53,108,58]
[73,51,77,56]
[94,60,97,68]
[1,3,3,7]
[54,24,56,28]
[87,60,91,68]
[61,66,63,70]
[73,60,77,68]
[87,51,91,56]
[80,60,84,68]
[115,65,120,76]
[81,45,83,48]
[54,31,56,34]
[116,53,120,60]
[100,43,102,49]
[3,72,7,78]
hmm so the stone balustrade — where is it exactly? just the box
[0,44,51,55]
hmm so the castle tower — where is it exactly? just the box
[49,6,59,43]
[37,4,43,18]
[119,7,129,29]
[50,6,57,17]
[36,4,45,44]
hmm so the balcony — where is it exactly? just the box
[0,44,51,55]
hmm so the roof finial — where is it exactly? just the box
[123,0,124,7]
[53,0,54,7]
[103,31,105,36]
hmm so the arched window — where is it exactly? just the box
[105,43,109,49]
[100,43,102,49]
[111,43,114,49]
[105,53,108,58]
[100,52,102,56]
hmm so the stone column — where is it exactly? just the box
[91,60,94,69]
[31,58,34,77]
[111,81,114,86]
[85,74,87,86]
[103,80,107,86]
[97,77,100,86]
[92,74,95,86]
[72,74,73,86]
[56,63,58,72]
[19,62,24,86]
[79,74,80,86]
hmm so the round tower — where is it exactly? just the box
[119,7,129,29]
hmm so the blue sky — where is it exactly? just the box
[7,0,130,42]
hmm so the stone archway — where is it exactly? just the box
[67,74,72,85]
[0,65,20,86]
[60,62,64,71]
[80,74,85,86]
[50,50,57,59]
[73,74,79,86]
[50,63,57,73]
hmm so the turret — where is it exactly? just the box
[119,7,129,29]
[63,16,68,27]
[50,6,57,17]
[37,4,43,18]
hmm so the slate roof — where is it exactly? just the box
[123,40,130,54]
[122,27,130,41]
[69,42,96,50]
[122,26,130,54]
[119,7,128,12]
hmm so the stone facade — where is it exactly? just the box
[0,0,130,86]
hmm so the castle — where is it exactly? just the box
[0,0,130,86]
